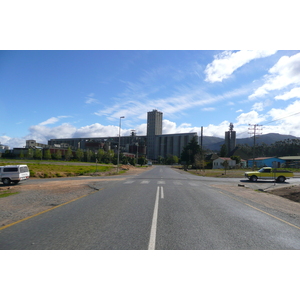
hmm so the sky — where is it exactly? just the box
[0,50,300,148]
[1,50,300,149]
[1,2,299,150]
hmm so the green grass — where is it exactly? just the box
[0,160,115,178]
[0,191,19,198]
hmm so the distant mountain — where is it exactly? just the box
[202,133,300,151]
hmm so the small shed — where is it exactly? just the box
[247,157,285,168]
[213,157,236,169]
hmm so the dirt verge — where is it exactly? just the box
[267,185,300,202]
[0,166,150,228]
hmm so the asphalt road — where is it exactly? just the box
[1,166,300,249]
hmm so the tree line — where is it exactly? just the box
[2,147,148,166]
[234,138,300,157]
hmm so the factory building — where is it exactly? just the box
[23,110,197,161]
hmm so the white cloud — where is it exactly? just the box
[96,85,251,125]
[39,117,59,126]
[203,121,231,137]
[251,99,273,112]
[249,52,300,99]
[275,87,300,101]
[28,123,77,141]
[265,100,300,136]
[202,107,215,111]
[74,123,119,138]
[235,110,266,125]
[252,102,264,111]
[38,116,70,126]
[205,50,277,83]
[0,136,25,148]
[85,93,99,104]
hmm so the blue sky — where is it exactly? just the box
[1,50,300,148]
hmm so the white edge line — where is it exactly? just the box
[148,186,160,250]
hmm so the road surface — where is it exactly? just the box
[1,166,300,249]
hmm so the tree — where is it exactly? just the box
[222,159,229,174]
[26,148,34,159]
[166,155,179,165]
[138,156,147,166]
[44,149,52,160]
[102,150,114,164]
[230,155,241,166]
[180,136,202,168]
[34,149,43,160]
[85,149,93,162]
[65,147,73,161]
[96,149,105,163]
[194,152,205,170]
[53,149,62,160]
[76,148,84,161]
[157,156,164,164]
[220,144,227,157]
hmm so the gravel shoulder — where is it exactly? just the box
[0,166,148,228]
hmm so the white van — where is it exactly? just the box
[0,165,30,185]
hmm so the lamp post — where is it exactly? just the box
[135,142,139,166]
[117,116,125,173]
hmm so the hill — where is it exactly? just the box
[203,133,300,151]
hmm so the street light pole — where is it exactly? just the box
[117,116,125,173]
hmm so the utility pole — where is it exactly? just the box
[200,126,203,150]
[248,124,263,170]
[117,116,125,173]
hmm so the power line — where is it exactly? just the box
[248,124,263,169]
[263,110,300,126]
[236,110,300,138]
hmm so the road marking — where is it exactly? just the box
[0,189,102,231]
[173,181,183,185]
[141,180,150,184]
[124,180,135,184]
[157,180,165,185]
[218,191,300,230]
[148,186,164,250]
[148,186,160,250]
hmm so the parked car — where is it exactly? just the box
[244,167,294,183]
[0,165,30,185]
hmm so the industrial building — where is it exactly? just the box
[24,109,197,161]
[224,123,236,156]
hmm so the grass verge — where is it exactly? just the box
[0,161,115,178]
[0,191,20,198]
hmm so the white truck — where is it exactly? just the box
[0,165,30,185]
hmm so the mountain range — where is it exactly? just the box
[201,133,300,152]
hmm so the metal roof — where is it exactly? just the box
[279,156,300,160]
